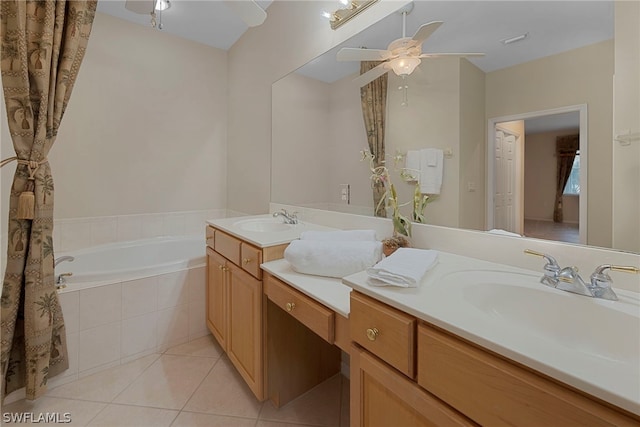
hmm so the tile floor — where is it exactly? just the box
[523,219,579,244]
[2,335,350,427]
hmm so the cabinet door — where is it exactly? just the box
[227,264,264,400]
[206,248,228,350]
[351,345,476,427]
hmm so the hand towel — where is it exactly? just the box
[367,248,438,287]
[300,229,377,241]
[404,150,420,181]
[285,240,383,278]
[419,148,444,195]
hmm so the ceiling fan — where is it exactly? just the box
[124,0,267,28]
[337,4,484,87]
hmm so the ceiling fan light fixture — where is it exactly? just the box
[390,56,421,76]
[155,0,170,12]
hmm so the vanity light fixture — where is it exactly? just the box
[323,0,379,30]
[501,32,529,45]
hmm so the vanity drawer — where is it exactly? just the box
[417,324,639,427]
[206,226,215,249]
[241,242,262,279]
[350,292,416,378]
[214,230,241,265]
[264,274,335,343]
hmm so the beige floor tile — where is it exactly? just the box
[113,354,215,410]
[183,356,263,418]
[48,354,159,402]
[164,334,223,358]
[259,375,342,427]
[2,396,106,426]
[87,403,178,426]
[171,411,256,427]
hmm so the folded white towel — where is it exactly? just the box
[285,240,383,278]
[419,148,444,195]
[300,229,377,241]
[488,229,521,237]
[405,150,420,181]
[367,248,438,288]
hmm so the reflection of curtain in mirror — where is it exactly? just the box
[360,61,388,217]
[553,134,579,222]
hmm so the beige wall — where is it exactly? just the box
[486,40,614,248]
[227,0,410,215]
[612,1,640,252]
[524,130,580,223]
[1,12,228,224]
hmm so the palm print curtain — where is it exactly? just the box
[553,134,579,223]
[360,61,388,218]
[1,0,96,400]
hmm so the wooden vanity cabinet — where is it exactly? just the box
[349,290,640,427]
[205,226,287,401]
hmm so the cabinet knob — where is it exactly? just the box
[366,328,379,341]
[243,258,252,264]
[218,265,224,271]
[286,302,296,312]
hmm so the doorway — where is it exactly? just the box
[487,105,587,245]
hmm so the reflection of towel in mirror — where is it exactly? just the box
[300,229,377,241]
[367,248,439,287]
[284,240,383,278]
[419,148,444,195]
[405,150,420,182]
[488,229,521,237]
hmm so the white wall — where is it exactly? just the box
[612,1,640,252]
[486,40,614,248]
[2,12,229,225]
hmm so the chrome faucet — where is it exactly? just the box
[54,255,75,267]
[272,209,298,224]
[525,250,639,301]
[54,256,74,289]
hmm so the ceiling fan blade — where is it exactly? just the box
[352,63,391,87]
[412,21,443,45]
[337,48,393,62]
[224,0,267,27]
[419,53,485,58]
[125,0,155,14]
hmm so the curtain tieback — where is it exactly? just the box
[0,156,49,220]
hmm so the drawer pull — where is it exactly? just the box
[286,302,296,312]
[243,258,252,264]
[366,327,379,341]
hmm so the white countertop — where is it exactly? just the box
[261,259,351,318]
[342,251,640,416]
[206,214,337,248]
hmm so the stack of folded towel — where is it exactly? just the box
[367,247,439,287]
[284,230,382,278]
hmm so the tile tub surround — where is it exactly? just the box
[4,265,208,406]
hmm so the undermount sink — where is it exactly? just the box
[433,270,640,364]
[233,218,294,232]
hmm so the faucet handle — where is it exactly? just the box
[588,264,638,301]
[525,249,561,287]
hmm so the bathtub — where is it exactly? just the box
[52,235,209,388]
[56,236,206,287]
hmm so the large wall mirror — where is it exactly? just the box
[272,1,639,254]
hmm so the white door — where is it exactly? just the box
[494,131,517,232]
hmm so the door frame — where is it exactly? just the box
[486,104,588,244]
[494,125,523,235]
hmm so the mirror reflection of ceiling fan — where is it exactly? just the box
[124,0,267,28]
[337,4,485,87]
